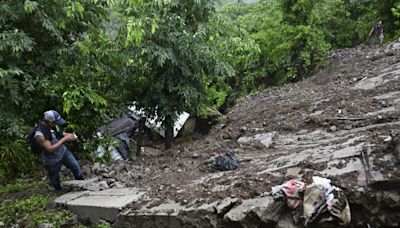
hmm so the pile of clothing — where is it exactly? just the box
[272,176,351,227]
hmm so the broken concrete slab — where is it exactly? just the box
[62,177,100,191]
[113,196,285,228]
[216,197,238,215]
[224,196,285,227]
[237,132,276,148]
[321,158,367,186]
[373,91,400,100]
[368,170,400,190]
[113,201,221,228]
[353,65,400,90]
[258,136,367,175]
[55,188,147,224]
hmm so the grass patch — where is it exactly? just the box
[0,178,112,227]
[0,179,47,194]
[0,194,74,227]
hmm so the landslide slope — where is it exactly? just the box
[64,42,400,227]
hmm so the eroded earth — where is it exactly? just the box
[58,42,400,227]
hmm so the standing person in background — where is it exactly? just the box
[34,110,84,192]
[370,20,384,48]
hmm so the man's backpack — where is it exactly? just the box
[28,123,45,155]
[27,123,62,155]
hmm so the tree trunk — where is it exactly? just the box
[136,117,146,157]
[164,116,174,150]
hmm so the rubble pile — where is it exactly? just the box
[58,41,400,227]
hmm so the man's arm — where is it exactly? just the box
[36,134,75,152]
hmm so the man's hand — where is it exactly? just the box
[63,134,76,142]
[63,133,78,141]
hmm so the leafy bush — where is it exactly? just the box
[0,179,46,194]
[0,195,73,227]
[0,139,39,182]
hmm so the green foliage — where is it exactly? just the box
[0,0,124,180]
[0,179,46,194]
[84,134,120,162]
[119,0,232,125]
[391,1,400,37]
[0,137,39,181]
[0,195,73,227]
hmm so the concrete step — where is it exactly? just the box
[55,188,147,224]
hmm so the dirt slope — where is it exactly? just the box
[76,42,400,227]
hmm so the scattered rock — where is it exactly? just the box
[92,162,101,174]
[286,167,302,178]
[38,224,53,228]
[47,200,57,209]
[60,215,78,228]
[192,153,199,159]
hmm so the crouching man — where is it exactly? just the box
[35,110,84,191]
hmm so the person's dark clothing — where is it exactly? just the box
[35,125,83,191]
[371,24,383,37]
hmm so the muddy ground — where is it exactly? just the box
[16,42,400,227]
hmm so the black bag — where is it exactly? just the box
[214,150,239,171]
[27,124,44,155]
[27,123,61,155]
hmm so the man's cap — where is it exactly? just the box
[44,110,66,125]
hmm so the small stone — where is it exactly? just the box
[192,153,199,159]
[356,187,365,192]
[47,201,57,209]
[240,126,247,132]
[111,181,125,188]
[286,167,302,178]
[177,169,182,173]
[330,125,337,132]
[98,219,111,226]
[384,136,392,142]
[144,167,151,173]
[60,215,78,228]
[82,165,92,176]
[38,224,53,228]
[92,162,100,172]
[345,125,352,130]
